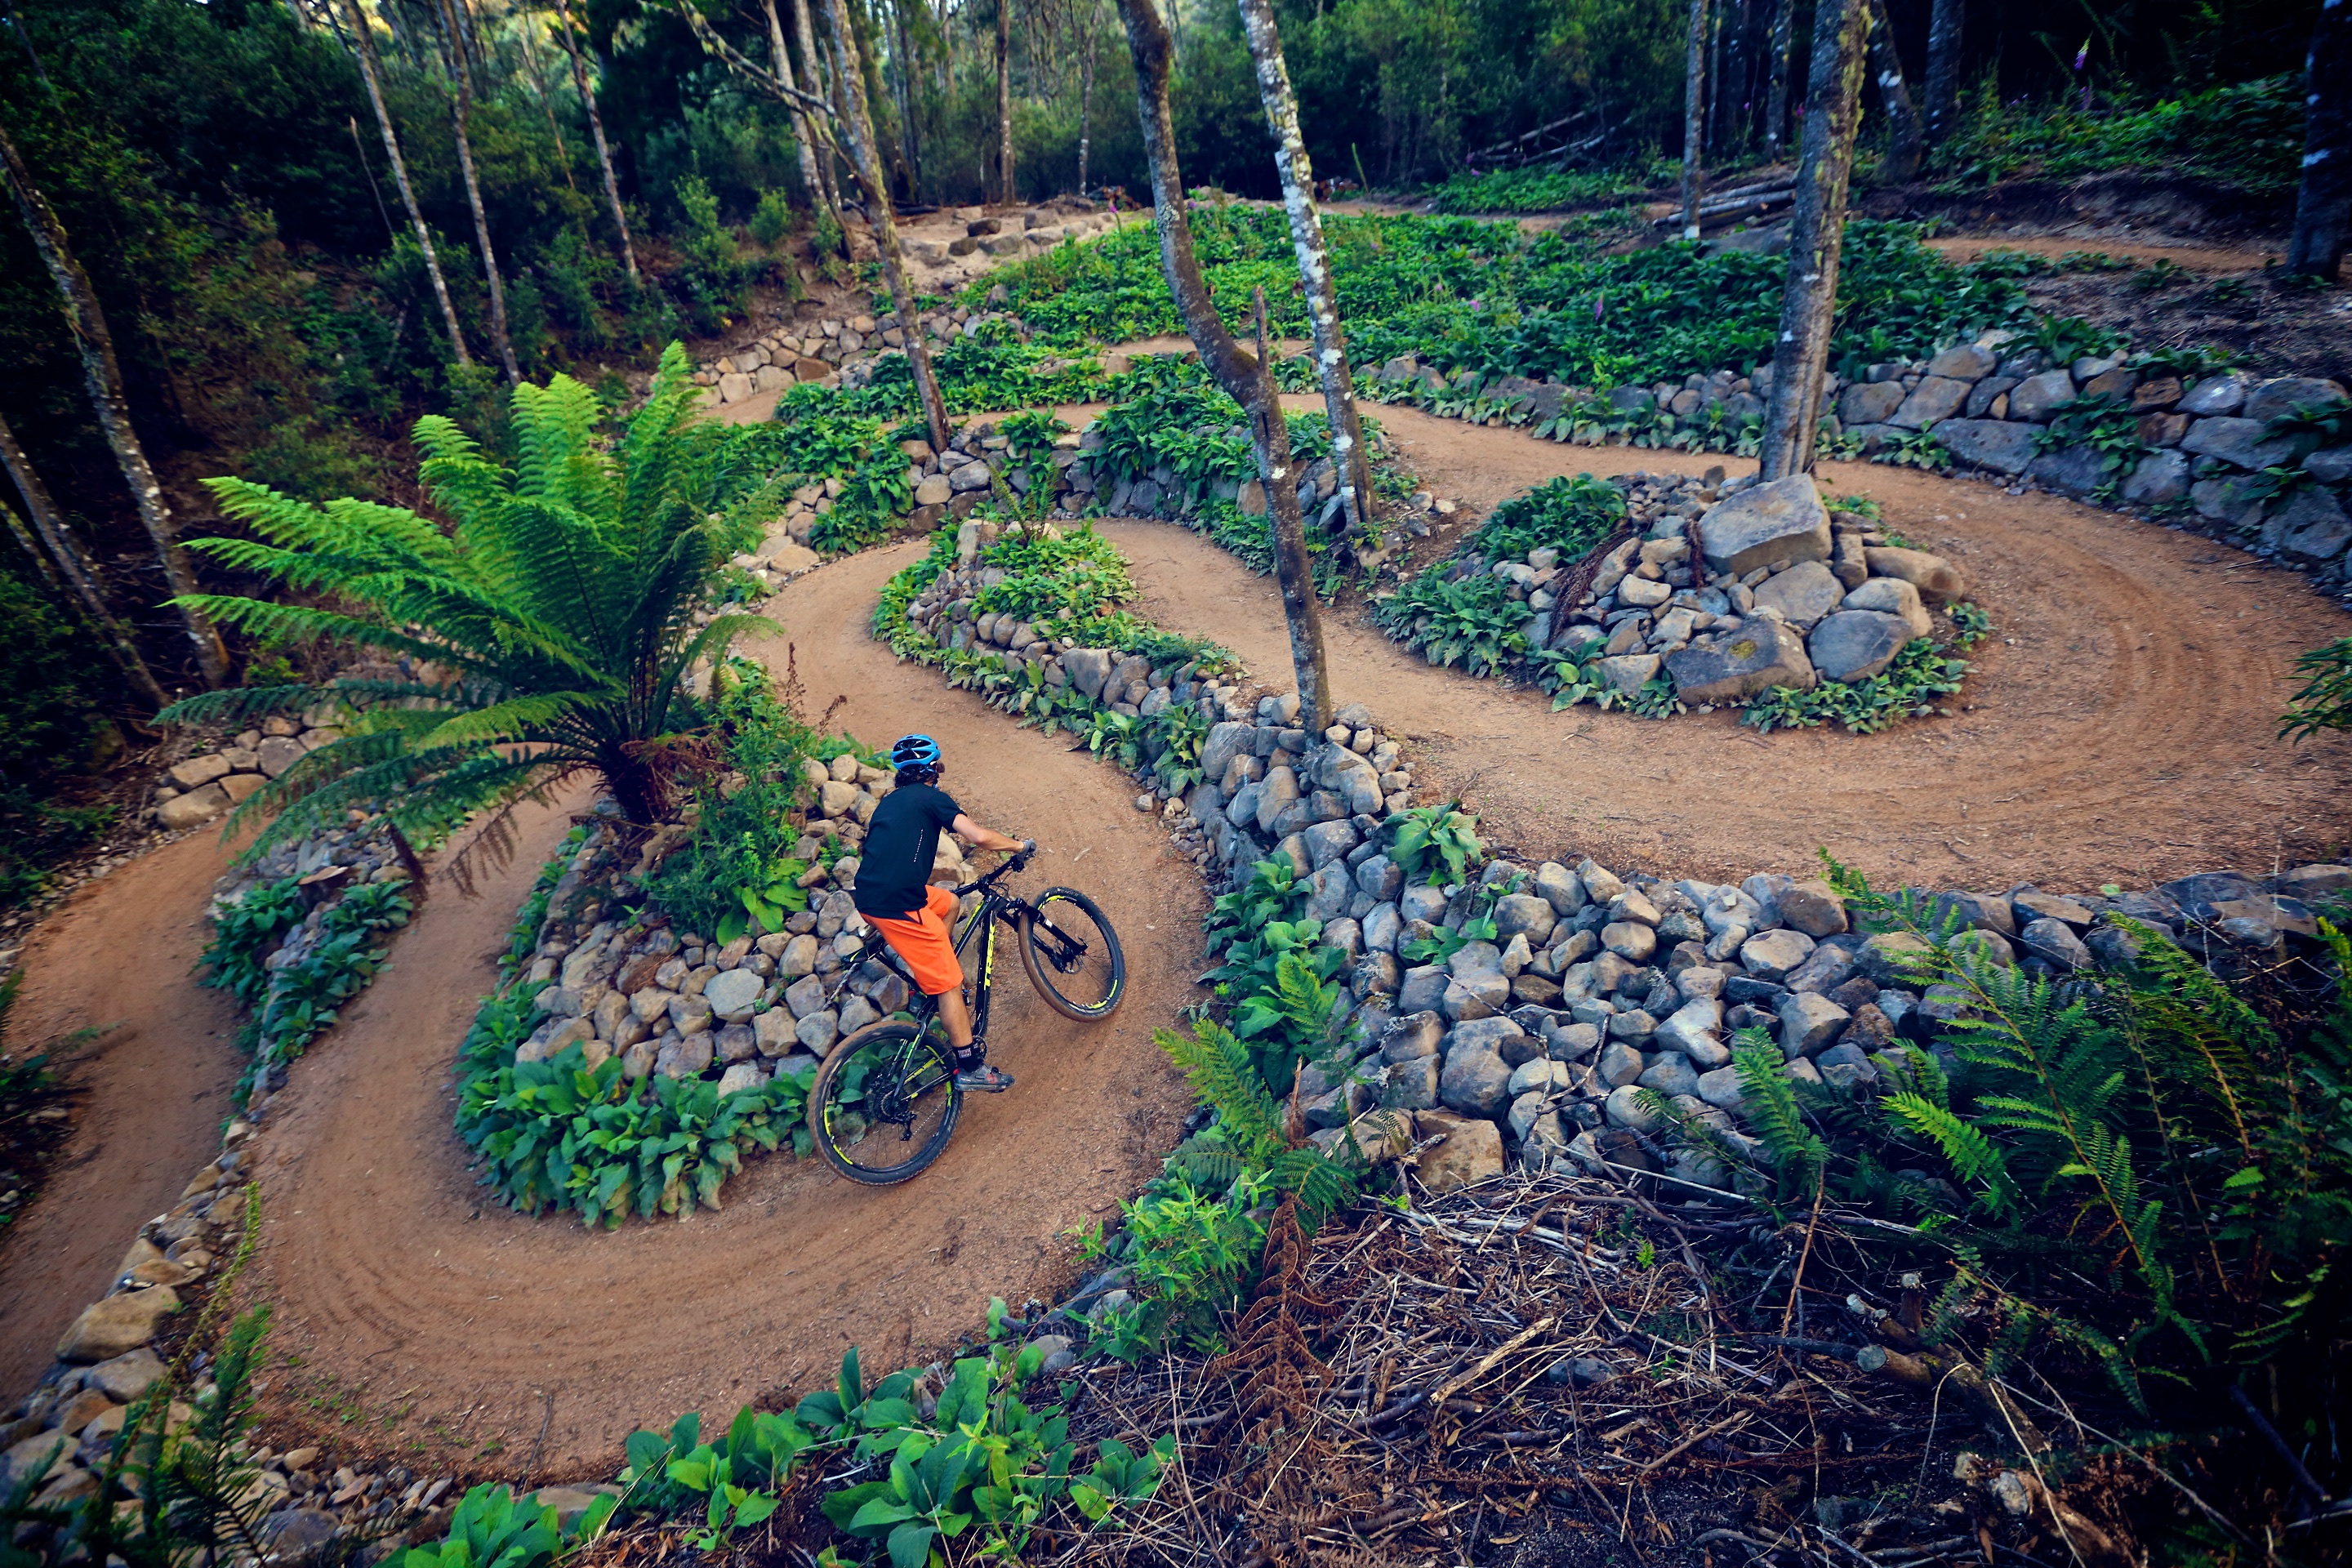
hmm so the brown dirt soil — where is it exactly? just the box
[1923,235,2278,271]
[0,835,243,1395]
[1104,399,2352,891]
[219,540,1202,1477]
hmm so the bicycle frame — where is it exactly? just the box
[824,853,1085,1054]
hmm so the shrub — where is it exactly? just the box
[2281,637,2352,742]
[0,571,110,787]
[1658,858,2352,1410]
[160,345,773,853]
[669,175,749,331]
[749,189,793,248]
[1468,472,1628,562]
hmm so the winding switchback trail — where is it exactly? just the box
[1107,403,2352,889]
[0,836,243,1394]
[137,541,1200,1477]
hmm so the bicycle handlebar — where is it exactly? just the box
[952,840,1037,897]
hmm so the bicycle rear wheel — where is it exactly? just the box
[1018,886,1126,1021]
[808,1022,963,1186]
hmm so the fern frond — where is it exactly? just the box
[1883,1091,2020,1218]
[1154,1019,1285,1159]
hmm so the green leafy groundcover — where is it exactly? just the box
[1425,164,1659,214]
[451,832,815,1227]
[875,519,1238,794]
[980,209,2033,394]
[199,875,414,1101]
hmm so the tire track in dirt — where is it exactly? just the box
[33,541,1201,1477]
[1105,403,2352,890]
[0,835,245,1395]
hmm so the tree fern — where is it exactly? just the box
[160,343,774,856]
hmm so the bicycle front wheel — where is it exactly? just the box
[808,1022,963,1186]
[1018,887,1126,1022]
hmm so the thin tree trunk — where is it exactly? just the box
[1757,0,1869,480]
[894,0,922,196]
[344,0,474,359]
[0,409,168,707]
[2286,0,2350,282]
[848,0,913,198]
[1722,0,1752,153]
[1236,0,1373,537]
[435,0,520,384]
[553,0,641,283]
[1680,0,1708,238]
[1705,0,1726,154]
[764,0,837,228]
[817,0,953,451]
[1113,0,1331,733]
[1076,17,1094,195]
[519,16,581,196]
[1864,0,1922,182]
[3,501,55,589]
[1765,0,1794,158]
[1922,0,1962,146]
[0,122,229,689]
[794,0,847,218]
[996,0,1014,204]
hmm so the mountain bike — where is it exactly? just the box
[807,842,1125,1186]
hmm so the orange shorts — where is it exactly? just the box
[866,883,964,996]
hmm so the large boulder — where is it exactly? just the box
[2121,448,2191,505]
[1891,376,1971,430]
[2007,369,2077,421]
[58,1288,183,1362]
[1861,546,1967,604]
[1840,576,1931,638]
[1932,418,2038,475]
[1807,611,1912,681]
[1750,560,1846,630]
[2181,416,2295,472]
[2265,488,2352,564]
[1664,618,1815,702]
[1838,381,1906,425]
[1927,344,1998,381]
[1695,475,1833,576]
[2243,376,2349,425]
[1416,1115,1505,1193]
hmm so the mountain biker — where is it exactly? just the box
[852,734,1027,1093]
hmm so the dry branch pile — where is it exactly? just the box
[1038,1175,2172,1568]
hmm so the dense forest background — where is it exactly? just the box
[0,0,2330,894]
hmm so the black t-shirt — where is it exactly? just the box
[853,782,962,919]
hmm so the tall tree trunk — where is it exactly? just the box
[817,0,953,451]
[1723,0,1753,153]
[0,121,230,688]
[794,0,847,219]
[344,0,474,358]
[1864,0,1922,182]
[1705,0,1726,154]
[1679,0,1708,238]
[847,0,912,198]
[2286,0,2351,282]
[763,0,837,229]
[436,0,520,384]
[996,0,1014,204]
[1765,0,1794,158]
[1113,0,1331,733]
[0,409,168,708]
[894,0,923,196]
[1076,16,1095,195]
[1757,0,1869,480]
[1236,0,1373,537]
[1922,0,1962,146]
[553,0,641,283]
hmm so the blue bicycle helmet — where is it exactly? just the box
[890,733,942,773]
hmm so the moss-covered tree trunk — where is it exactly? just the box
[1236,0,1374,537]
[761,0,837,235]
[817,0,952,451]
[1765,0,1794,158]
[2286,0,2350,282]
[0,409,167,708]
[0,121,229,689]
[996,0,1015,203]
[1922,0,1962,148]
[1864,0,1922,183]
[1757,0,1869,480]
[343,0,475,354]
[1114,0,1331,732]
[1680,0,1709,238]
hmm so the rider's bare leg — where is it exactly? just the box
[935,987,974,1051]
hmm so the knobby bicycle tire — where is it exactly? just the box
[1017,885,1126,1022]
[807,1022,963,1186]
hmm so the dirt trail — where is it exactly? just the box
[0,835,243,1394]
[1106,403,2352,890]
[226,541,1201,1475]
[1922,235,2278,271]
